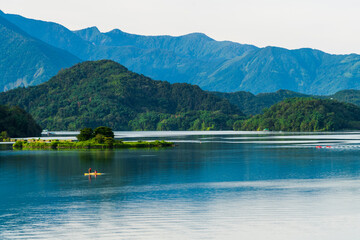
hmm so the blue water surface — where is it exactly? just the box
[1,132,360,239]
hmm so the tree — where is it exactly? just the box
[0,131,9,141]
[77,128,94,141]
[94,134,105,143]
[94,126,114,139]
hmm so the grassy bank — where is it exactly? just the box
[13,139,174,150]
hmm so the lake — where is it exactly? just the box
[1,131,360,239]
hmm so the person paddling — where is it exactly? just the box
[88,168,92,174]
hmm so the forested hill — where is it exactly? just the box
[213,90,310,115]
[328,90,360,106]
[0,105,42,137]
[237,98,360,131]
[0,60,244,131]
[214,89,360,116]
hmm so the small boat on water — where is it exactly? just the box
[84,173,102,176]
[315,145,332,149]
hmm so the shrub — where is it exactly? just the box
[13,140,23,148]
[94,126,114,138]
[77,127,94,141]
[50,141,59,149]
[94,134,105,143]
[104,137,114,147]
[1,131,9,140]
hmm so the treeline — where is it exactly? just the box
[213,89,309,116]
[2,97,360,135]
[129,111,243,131]
[214,89,360,116]
[235,98,360,131]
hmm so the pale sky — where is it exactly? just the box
[1,0,360,54]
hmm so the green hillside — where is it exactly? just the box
[237,98,360,132]
[328,90,360,106]
[213,89,309,115]
[0,105,42,137]
[215,89,360,116]
[0,60,243,130]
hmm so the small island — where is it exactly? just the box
[13,126,174,150]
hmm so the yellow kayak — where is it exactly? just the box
[84,173,102,176]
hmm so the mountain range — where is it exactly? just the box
[0,11,80,92]
[1,10,360,95]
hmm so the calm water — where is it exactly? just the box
[2,131,360,239]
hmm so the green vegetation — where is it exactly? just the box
[0,131,9,142]
[236,98,360,131]
[76,127,94,141]
[77,126,115,145]
[0,105,42,138]
[13,126,173,149]
[213,90,310,116]
[129,110,242,131]
[0,60,244,131]
[328,90,360,106]
[77,126,114,141]
[94,126,114,138]
[215,89,360,116]
[13,139,174,150]
[2,57,360,133]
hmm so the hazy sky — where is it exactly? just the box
[1,0,359,54]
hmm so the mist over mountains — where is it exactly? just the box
[1,10,360,95]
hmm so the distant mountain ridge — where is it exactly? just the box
[1,11,360,94]
[0,11,80,91]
